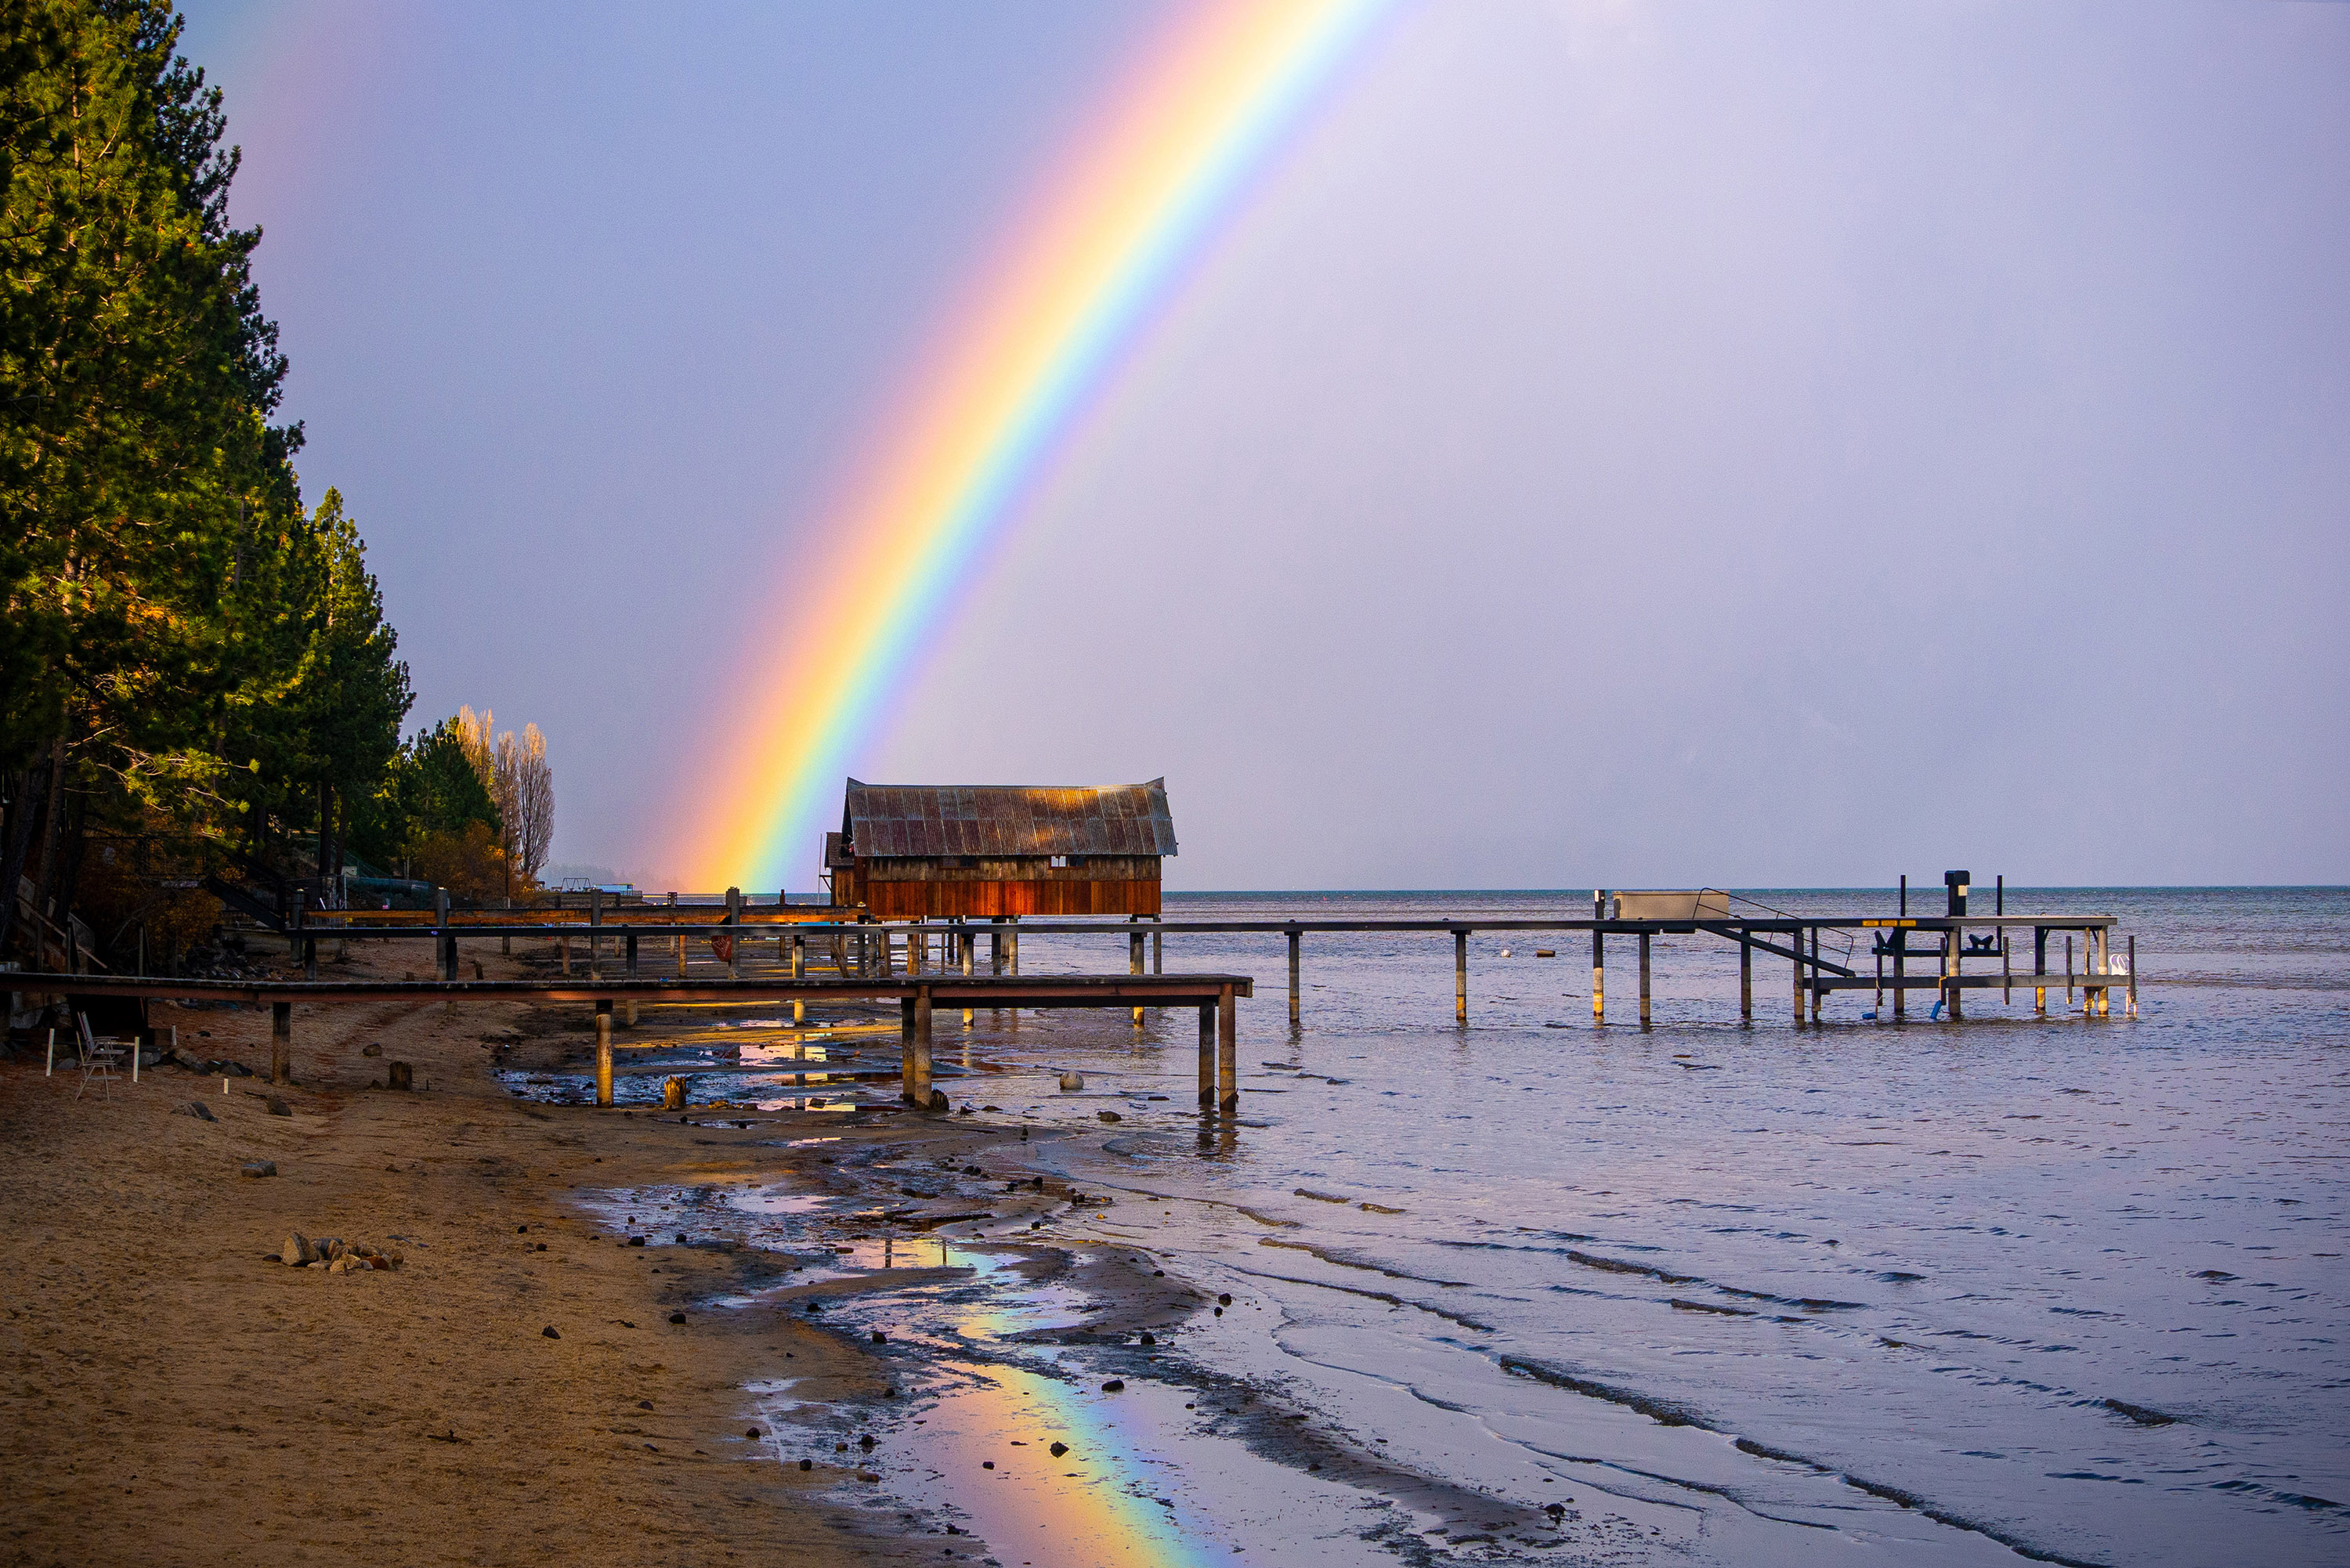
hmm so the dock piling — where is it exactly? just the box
[962,927,974,1027]
[1638,933,1652,1027]
[1288,927,1301,1030]
[594,1000,613,1107]
[912,986,934,1106]
[1454,930,1468,1025]
[1198,1005,1215,1105]
[790,935,805,1024]
[1741,930,1752,1021]
[1217,984,1238,1110]
[1130,926,1145,1027]
[2128,934,2138,1017]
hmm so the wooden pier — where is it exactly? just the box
[13,971,1253,1109]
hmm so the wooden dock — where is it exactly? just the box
[13,971,1254,1110]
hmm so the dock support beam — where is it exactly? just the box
[1637,933,1651,1027]
[1288,928,1301,1030]
[1454,930,1468,1025]
[1592,930,1606,1024]
[791,935,804,1024]
[1741,932,1752,1022]
[907,986,933,1106]
[595,1000,613,1107]
[1198,1005,1215,1105]
[270,1001,291,1086]
[1130,927,1145,1026]
[1793,934,1804,1025]
[1217,984,1238,1110]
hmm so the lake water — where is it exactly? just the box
[903,887,2349,1566]
[551,887,2350,1566]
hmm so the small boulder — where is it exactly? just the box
[175,1100,218,1123]
[798,1458,812,1472]
[871,1330,888,1344]
[1101,1378,1125,1393]
[925,1089,949,1114]
[240,1160,277,1179]
[1097,1110,1123,1123]
[542,1325,560,1339]
[668,1311,686,1324]
[263,1096,291,1117]
[361,1042,383,1058]
[1058,1071,1083,1092]
[1049,1441,1069,1458]
[280,1233,315,1266]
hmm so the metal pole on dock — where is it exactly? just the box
[1637,933,1651,1027]
[1217,984,1238,1110]
[1198,1006,1215,1105]
[1454,930,1469,1025]
[594,1001,613,1107]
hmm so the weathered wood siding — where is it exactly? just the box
[837,855,1162,918]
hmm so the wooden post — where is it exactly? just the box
[2127,934,2137,1017]
[1130,926,1144,1026]
[1217,984,1238,1111]
[1198,1004,1215,1105]
[991,923,1004,975]
[560,932,572,977]
[900,997,917,1102]
[2095,928,2110,1017]
[1792,928,1804,1025]
[270,1001,291,1085]
[502,897,512,959]
[1454,930,1468,1025]
[2034,927,2048,1014]
[1152,922,1162,974]
[913,985,934,1107]
[726,888,742,980]
[961,926,974,1028]
[1893,930,1906,1020]
[588,887,601,977]
[791,934,805,1025]
[1810,928,1824,1022]
[1009,918,1019,976]
[595,1001,613,1107]
[674,930,685,979]
[626,931,638,980]
[1871,938,1881,1016]
[1741,930,1752,1021]
[1637,932,1651,1027]
[2066,934,2074,1009]
[1288,927,1301,1030]
[2002,924,2012,1003]
[1947,926,1964,1021]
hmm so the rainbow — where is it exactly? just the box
[676,0,1396,890]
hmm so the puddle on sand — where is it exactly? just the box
[880,1361,1416,1567]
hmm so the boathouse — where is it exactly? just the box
[822,779,1177,918]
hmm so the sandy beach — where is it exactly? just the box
[0,938,964,1568]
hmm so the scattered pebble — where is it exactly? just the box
[746,1428,760,1440]
[1049,1441,1069,1458]
[240,1160,277,1178]
[799,1458,813,1471]
[668,1311,686,1325]
[1058,1072,1084,1092]
[1101,1379,1125,1393]
[542,1326,560,1339]
[871,1330,888,1344]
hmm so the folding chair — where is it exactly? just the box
[75,1010,128,1100]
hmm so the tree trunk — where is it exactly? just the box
[0,762,51,959]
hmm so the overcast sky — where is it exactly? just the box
[180,1,2348,891]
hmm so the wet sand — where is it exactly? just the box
[1,938,1535,1568]
[0,939,944,1568]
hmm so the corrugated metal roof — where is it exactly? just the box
[841,779,1177,858]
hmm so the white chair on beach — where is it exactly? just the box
[74,1010,128,1100]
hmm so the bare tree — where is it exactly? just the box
[497,723,553,888]
[455,705,495,789]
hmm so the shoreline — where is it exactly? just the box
[0,938,1560,1567]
